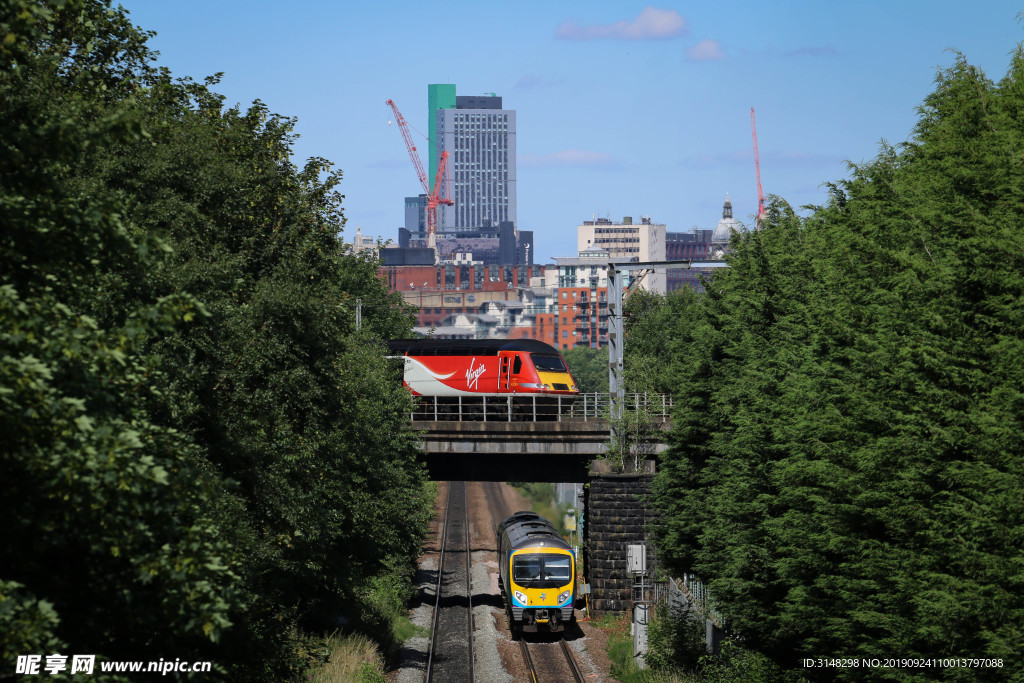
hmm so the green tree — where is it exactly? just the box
[1,0,240,669]
[646,47,1024,679]
[2,1,432,678]
[562,345,609,393]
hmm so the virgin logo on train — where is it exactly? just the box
[465,357,486,390]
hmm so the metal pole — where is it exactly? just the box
[608,266,625,437]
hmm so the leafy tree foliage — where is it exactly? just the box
[624,286,708,395]
[638,49,1024,679]
[1,1,431,678]
[562,345,609,393]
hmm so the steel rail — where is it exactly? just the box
[464,483,475,682]
[519,639,583,683]
[559,639,585,683]
[424,483,452,682]
[519,640,538,683]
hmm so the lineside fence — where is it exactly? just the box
[632,575,722,628]
[407,392,674,422]
[674,574,724,627]
[639,574,727,655]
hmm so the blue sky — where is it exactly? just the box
[120,1,1023,262]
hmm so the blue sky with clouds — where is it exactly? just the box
[120,1,1023,261]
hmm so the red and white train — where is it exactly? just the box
[386,338,578,400]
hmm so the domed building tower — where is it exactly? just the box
[711,193,742,257]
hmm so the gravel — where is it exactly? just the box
[470,554,512,683]
[393,554,438,683]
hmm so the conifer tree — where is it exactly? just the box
[647,46,1024,678]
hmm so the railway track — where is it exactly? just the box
[486,482,586,682]
[519,638,585,683]
[481,480,513,527]
[425,481,475,682]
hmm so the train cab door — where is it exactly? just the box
[498,351,515,393]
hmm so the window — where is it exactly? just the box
[513,554,571,586]
[543,556,571,581]
[513,556,541,582]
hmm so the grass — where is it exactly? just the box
[594,613,694,683]
[391,613,429,643]
[595,612,654,683]
[307,632,386,683]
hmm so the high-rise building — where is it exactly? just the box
[430,85,516,234]
[427,84,456,194]
[404,194,426,239]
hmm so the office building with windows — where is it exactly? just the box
[429,85,517,234]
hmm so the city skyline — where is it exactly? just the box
[119,1,1024,262]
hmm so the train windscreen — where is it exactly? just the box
[513,554,572,587]
[531,354,567,373]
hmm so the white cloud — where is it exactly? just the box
[686,39,725,62]
[520,149,619,168]
[557,7,687,41]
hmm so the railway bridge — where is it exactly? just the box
[411,392,670,482]
[411,392,670,613]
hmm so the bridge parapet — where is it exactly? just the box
[408,392,674,423]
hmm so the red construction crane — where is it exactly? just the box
[751,107,766,226]
[385,99,452,252]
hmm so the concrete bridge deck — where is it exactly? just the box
[416,418,668,482]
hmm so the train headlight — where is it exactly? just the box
[514,590,528,605]
[571,385,577,391]
[543,384,551,389]
[558,591,571,605]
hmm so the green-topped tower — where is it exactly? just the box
[428,84,517,234]
[427,84,456,193]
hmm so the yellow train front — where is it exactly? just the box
[496,512,576,634]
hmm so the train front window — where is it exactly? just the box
[513,556,541,582]
[513,554,571,587]
[543,556,571,581]
[531,354,567,373]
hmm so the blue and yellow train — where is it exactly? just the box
[496,511,576,634]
